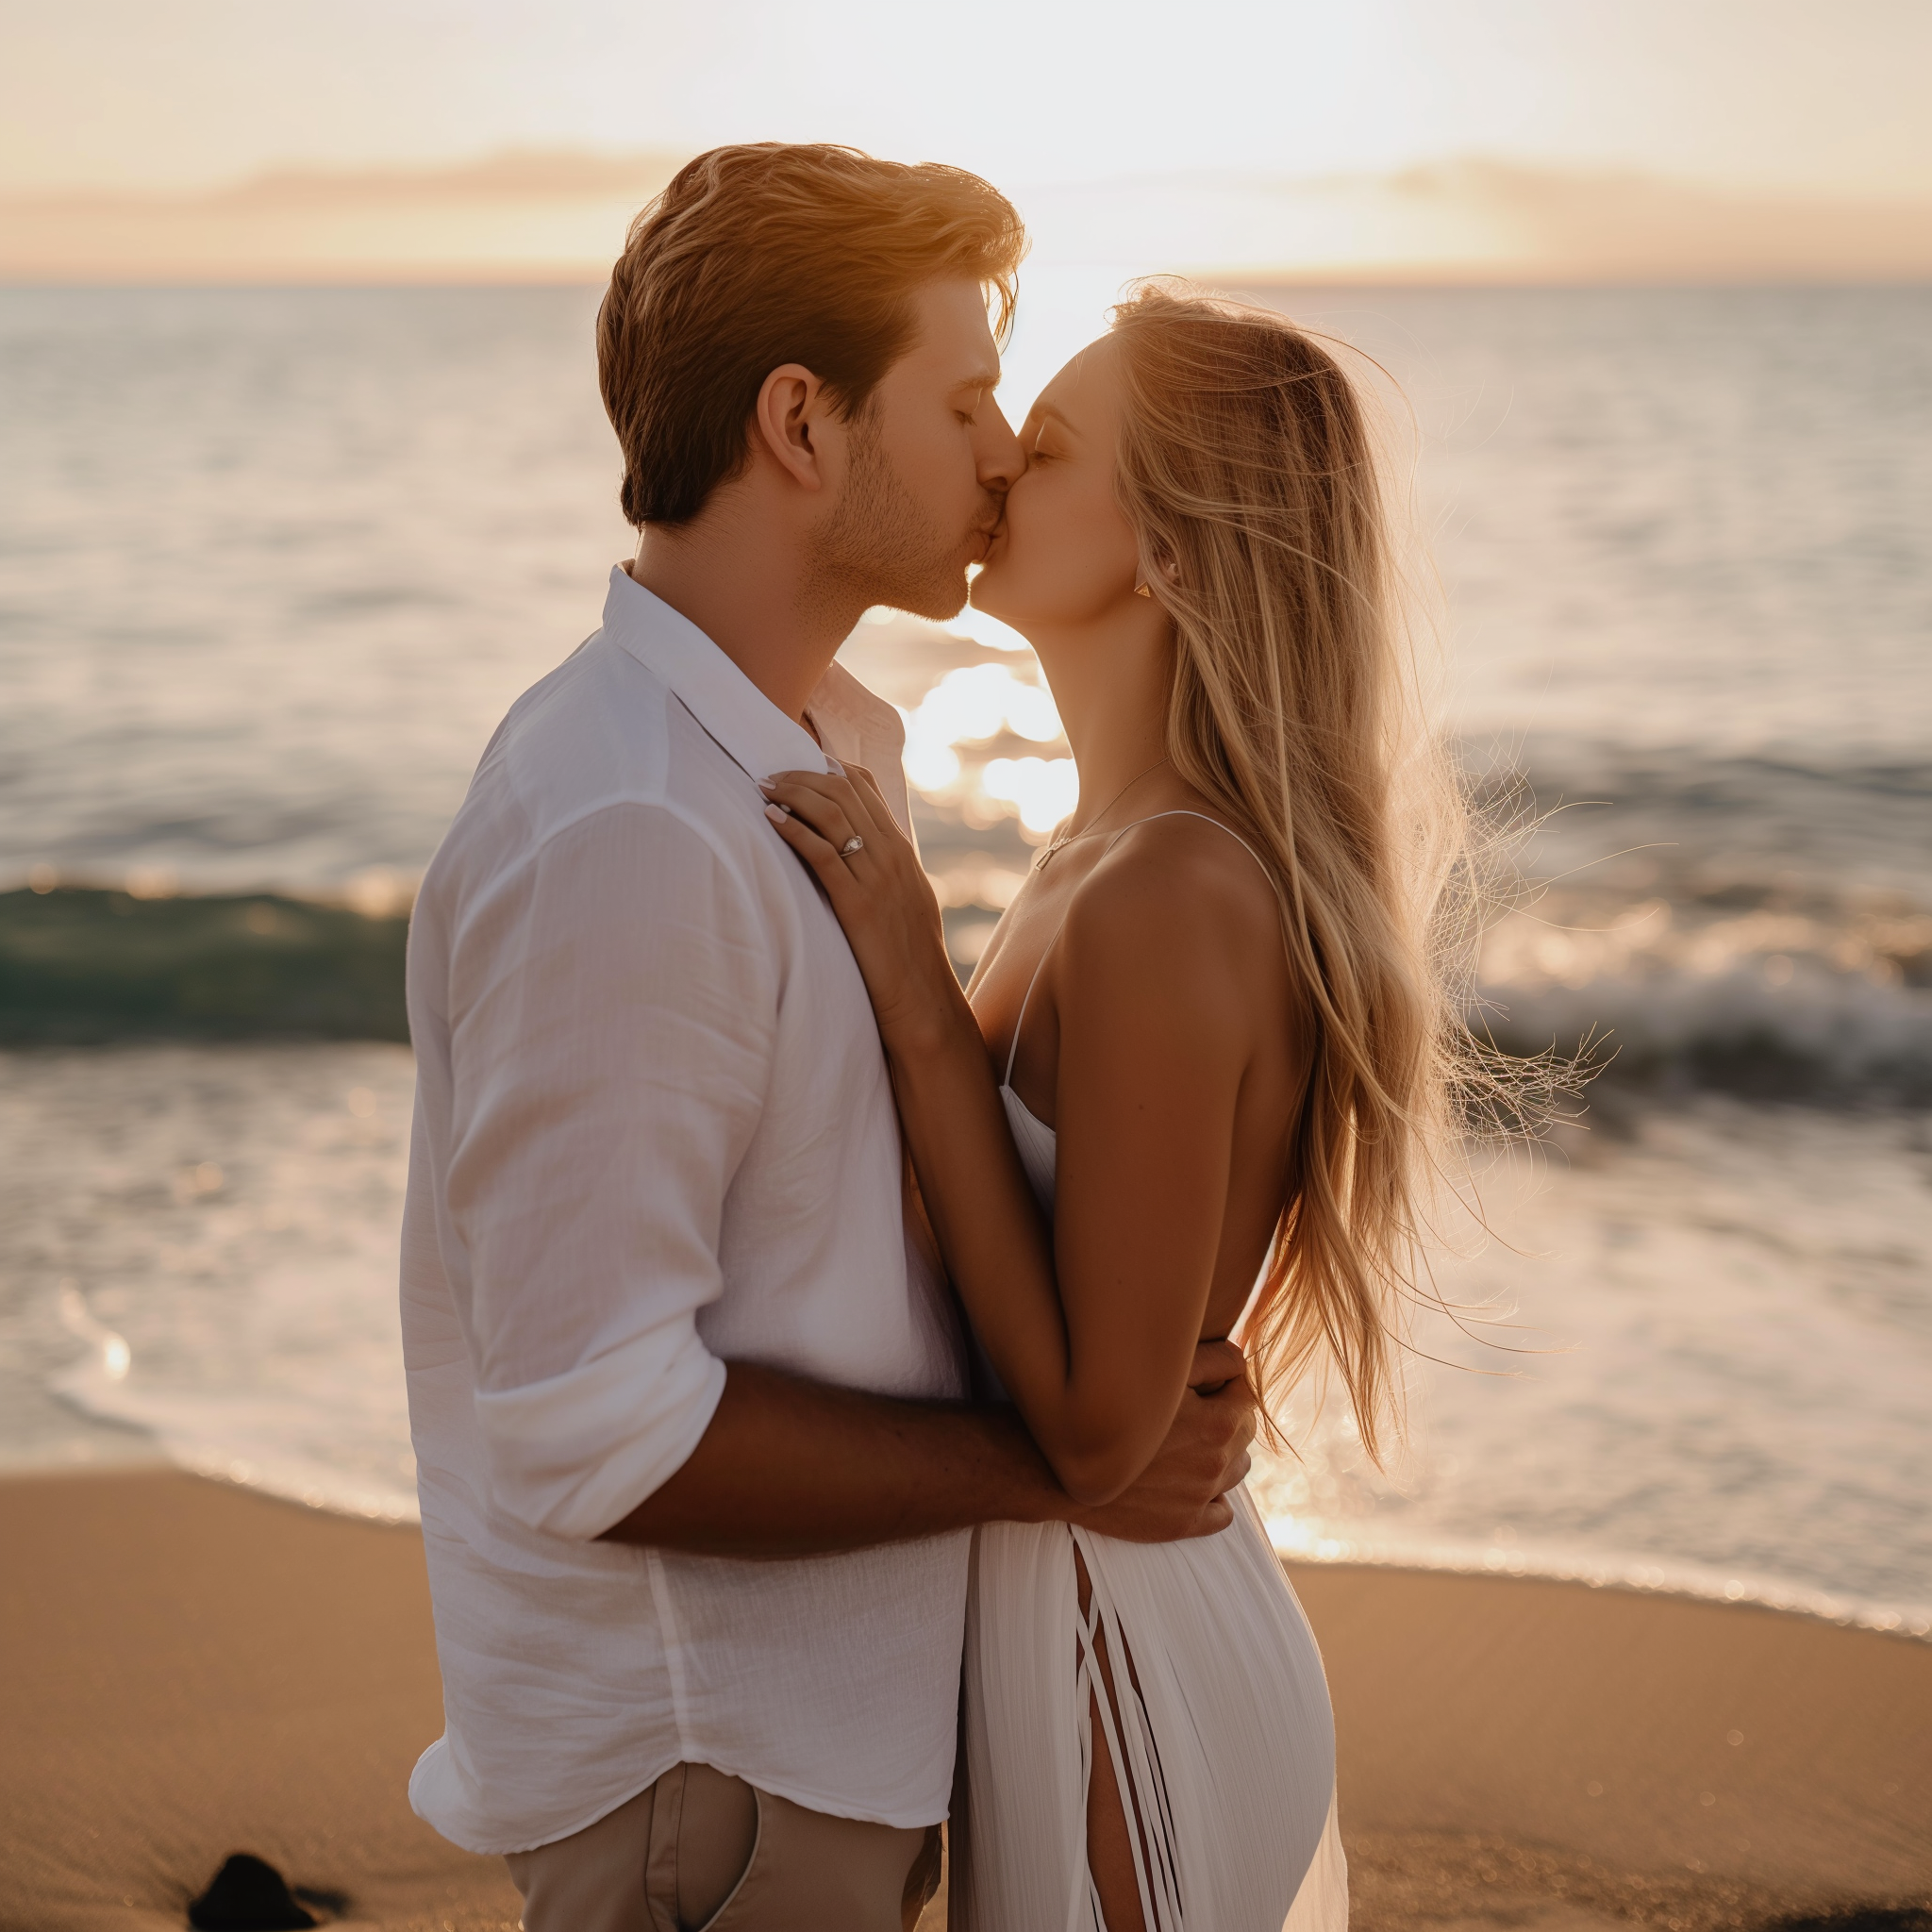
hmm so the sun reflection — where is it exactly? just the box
[903,663,1064,750]
[58,1279,132,1384]
[898,662,1074,837]
[929,860,1029,910]
[983,757,1081,836]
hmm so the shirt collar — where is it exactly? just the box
[600,565,832,784]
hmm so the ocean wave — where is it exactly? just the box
[9,894,1930,1105]
[53,1337,419,1526]
[10,741,1931,1106]
[1469,743,1932,1102]
[1477,899,1932,1102]
[0,884,408,1042]
[49,1242,420,1527]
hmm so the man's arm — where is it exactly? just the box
[444,800,1252,1554]
[600,1344,1256,1557]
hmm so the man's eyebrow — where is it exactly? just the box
[954,365,1002,391]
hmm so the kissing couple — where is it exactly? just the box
[402,142,1453,1931]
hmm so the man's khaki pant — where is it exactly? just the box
[506,1761,942,1932]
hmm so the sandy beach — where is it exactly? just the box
[3,1470,1927,1932]
[0,1471,522,1932]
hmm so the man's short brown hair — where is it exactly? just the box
[597,143,1025,527]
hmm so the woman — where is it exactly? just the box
[764,286,1463,1931]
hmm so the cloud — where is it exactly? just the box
[208,150,694,208]
[1026,158,1932,283]
[2,149,1927,285]
[0,148,689,282]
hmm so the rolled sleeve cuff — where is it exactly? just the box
[474,1330,729,1541]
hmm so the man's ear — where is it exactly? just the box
[752,362,834,493]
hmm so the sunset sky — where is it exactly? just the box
[2,0,1928,280]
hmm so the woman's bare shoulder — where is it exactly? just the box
[1079,808,1281,931]
[1059,808,1288,1005]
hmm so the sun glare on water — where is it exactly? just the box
[898,662,1074,837]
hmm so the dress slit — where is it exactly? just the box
[1074,1527,1184,1931]
[958,1502,1343,1932]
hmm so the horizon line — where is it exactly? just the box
[6,146,1931,208]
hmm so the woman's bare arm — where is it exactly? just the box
[763,771,1279,1505]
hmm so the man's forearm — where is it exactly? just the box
[597,1361,1061,1557]
[598,1341,1256,1557]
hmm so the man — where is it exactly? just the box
[400,143,1255,1932]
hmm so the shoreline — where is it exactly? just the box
[5,1469,1928,1930]
[19,1428,1930,1647]
[1275,1528,1932,1645]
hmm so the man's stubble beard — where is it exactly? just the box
[802,408,979,627]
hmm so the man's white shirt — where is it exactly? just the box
[401,566,969,1854]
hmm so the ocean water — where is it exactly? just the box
[2,281,1927,1633]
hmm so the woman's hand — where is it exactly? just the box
[763,765,973,1058]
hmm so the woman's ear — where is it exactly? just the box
[1136,538,1181,600]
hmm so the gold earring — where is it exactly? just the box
[1133,582,1152,598]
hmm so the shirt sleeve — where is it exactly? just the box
[440,800,773,1540]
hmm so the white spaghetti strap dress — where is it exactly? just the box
[951,813,1349,1932]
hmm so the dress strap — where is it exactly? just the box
[1001,810,1278,1090]
[1004,944,1056,1088]
[1098,808,1279,892]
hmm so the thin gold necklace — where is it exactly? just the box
[1031,757,1170,872]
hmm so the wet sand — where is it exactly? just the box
[3,1471,1927,1931]
[1296,1564,1932,1929]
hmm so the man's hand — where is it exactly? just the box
[1069,1339,1257,1543]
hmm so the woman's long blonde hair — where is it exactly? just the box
[1111,282,1492,1462]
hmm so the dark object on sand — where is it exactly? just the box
[186,1853,318,1930]
[0,887,408,1042]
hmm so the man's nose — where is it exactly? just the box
[976,398,1024,496]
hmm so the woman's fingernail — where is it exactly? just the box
[764,803,789,823]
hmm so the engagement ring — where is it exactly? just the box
[839,835,864,857]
